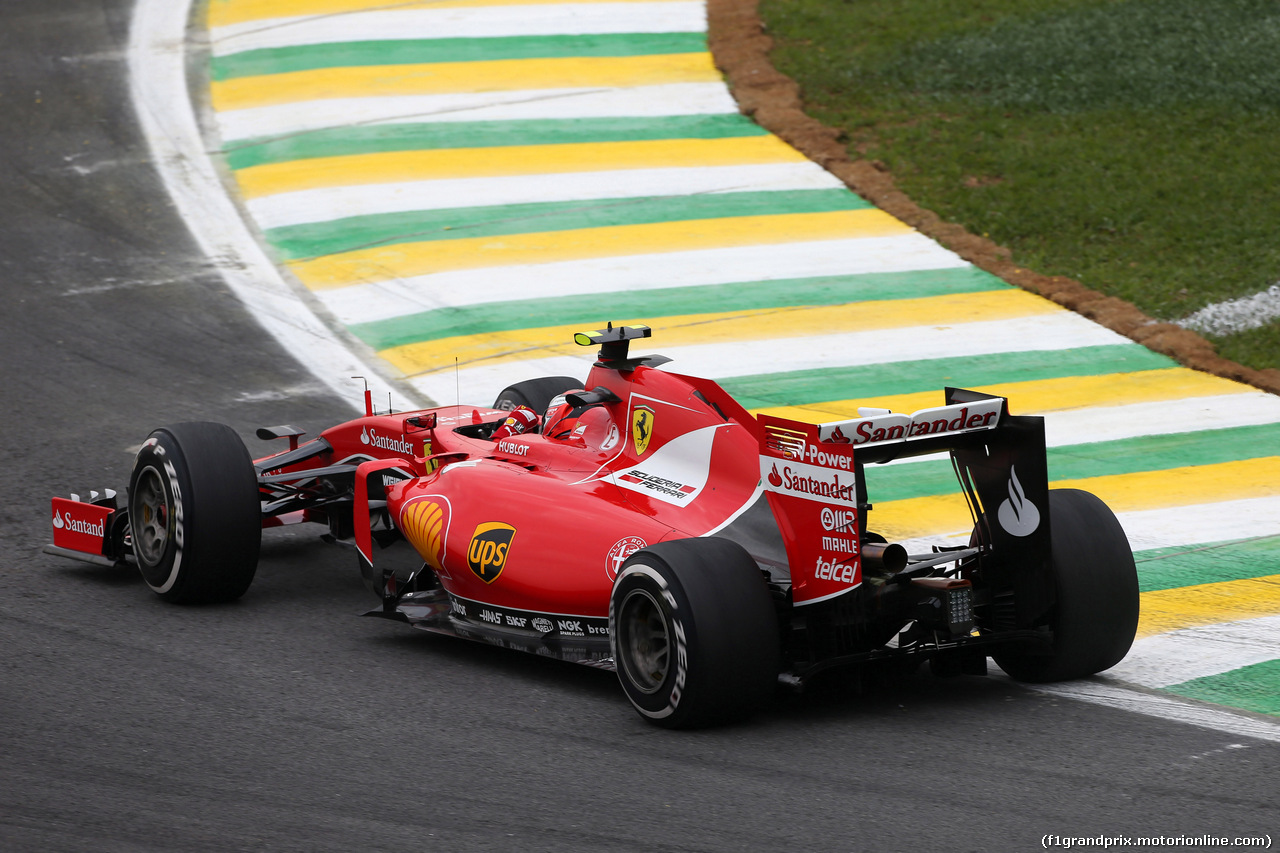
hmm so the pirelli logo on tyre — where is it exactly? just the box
[468,522,516,584]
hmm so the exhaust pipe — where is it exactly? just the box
[861,542,908,575]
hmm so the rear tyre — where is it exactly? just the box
[611,538,779,728]
[493,376,582,413]
[128,422,261,604]
[993,489,1138,682]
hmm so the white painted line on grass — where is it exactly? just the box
[130,0,403,412]
[216,83,740,142]
[249,162,844,230]
[1180,283,1280,336]
[211,2,708,56]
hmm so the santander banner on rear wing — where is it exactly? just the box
[758,415,861,606]
[817,397,1004,447]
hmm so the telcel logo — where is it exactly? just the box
[467,522,516,584]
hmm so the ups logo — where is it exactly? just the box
[467,522,516,584]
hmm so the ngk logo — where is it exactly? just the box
[820,507,857,533]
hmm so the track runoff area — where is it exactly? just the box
[188,0,1280,726]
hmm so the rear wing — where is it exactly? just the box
[759,389,1054,627]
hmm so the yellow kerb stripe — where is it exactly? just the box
[236,136,808,199]
[869,456,1280,542]
[381,290,1056,375]
[752,367,1248,424]
[1138,576,1280,638]
[289,208,911,289]
[209,0,690,29]
[212,54,720,111]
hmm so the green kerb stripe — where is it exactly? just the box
[211,33,709,81]
[268,189,869,260]
[722,344,1175,410]
[1134,535,1280,592]
[1165,659,1280,717]
[352,267,1007,351]
[224,114,768,170]
[862,422,1280,503]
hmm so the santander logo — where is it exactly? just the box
[997,466,1041,537]
[361,426,413,455]
[53,511,105,538]
[768,463,783,488]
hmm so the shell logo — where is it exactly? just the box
[399,497,449,573]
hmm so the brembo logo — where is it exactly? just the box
[360,426,413,455]
[467,523,516,583]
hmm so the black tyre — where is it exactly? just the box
[493,376,582,413]
[610,538,779,728]
[128,422,261,604]
[993,489,1138,682]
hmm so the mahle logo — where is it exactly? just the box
[632,406,655,456]
[467,522,516,584]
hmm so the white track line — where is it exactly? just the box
[1108,614,1280,688]
[211,3,707,56]
[250,162,844,230]
[320,233,971,325]
[217,83,740,141]
[1025,680,1280,744]
[131,0,401,411]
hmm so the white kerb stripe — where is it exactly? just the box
[210,3,708,56]
[318,234,970,326]
[1108,615,1280,689]
[216,83,740,142]
[249,162,845,230]
[898,495,1280,554]
[402,313,1126,405]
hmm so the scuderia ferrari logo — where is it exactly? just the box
[632,406,655,455]
[467,522,516,584]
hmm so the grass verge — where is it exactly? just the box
[757,0,1280,370]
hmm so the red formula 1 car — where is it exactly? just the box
[47,325,1139,727]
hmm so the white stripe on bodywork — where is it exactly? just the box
[320,233,970,325]
[249,162,844,230]
[216,83,739,141]
[210,3,708,56]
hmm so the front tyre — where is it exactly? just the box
[611,538,779,728]
[128,422,261,604]
[993,489,1138,682]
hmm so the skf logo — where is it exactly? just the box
[467,522,516,584]
[399,497,449,573]
[632,406,655,456]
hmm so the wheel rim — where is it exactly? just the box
[617,588,671,694]
[132,465,171,567]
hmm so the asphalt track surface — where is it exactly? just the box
[1,3,1277,852]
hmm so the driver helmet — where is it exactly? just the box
[542,392,587,440]
[491,405,540,440]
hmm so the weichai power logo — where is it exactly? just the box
[399,497,449,573]
[467,522,516,584]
